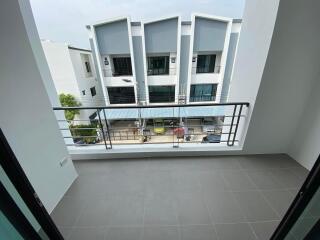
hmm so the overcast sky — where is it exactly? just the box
[30,0,245,49]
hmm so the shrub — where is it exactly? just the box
[69,123,98,144]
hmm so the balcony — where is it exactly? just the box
[51,154,308,239]
[53,102,249,153]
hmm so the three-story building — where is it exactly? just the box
[87,13,241,106]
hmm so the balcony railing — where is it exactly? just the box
[53,102,249,150]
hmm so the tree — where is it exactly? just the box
[59,93,81,121]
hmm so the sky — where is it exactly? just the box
[30,0,245,49]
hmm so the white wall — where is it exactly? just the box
[42,41,80,98]
[228,0,320,169]
[0,0,77,213]
[288,75,320,170]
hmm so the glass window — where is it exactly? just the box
[196,55,216,73]
[84,61,91,73]
[149,86,175,103]
[82,90,85,95]
[107,87,135,104]
[90,86,96,97]
[190,84,217,102]
[112,57,132,76]
[147,56,169,75]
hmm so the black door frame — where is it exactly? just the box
[0,128,64,239]
[271,154,320,239]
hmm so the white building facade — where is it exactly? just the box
[42,40,105,120]
[88,14,241,106]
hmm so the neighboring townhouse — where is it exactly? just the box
[42,40,105,121]
[87,14,241,106]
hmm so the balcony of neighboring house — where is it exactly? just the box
[102,55,137,104]
[191,53,222,84]
[147,54,177,103]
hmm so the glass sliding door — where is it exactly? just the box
[0,129,64,239]
[149,86,175,103]
[271,155,320,240]
[190,84,217,102]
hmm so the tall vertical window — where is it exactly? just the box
[107,87,135,104]
[149,86,175,103]
[196,55,216,73]
[190,84,217,102]
[147,56,169,75]
[90,86,96,97]
[85,61,91,73]
[112,57,132,76]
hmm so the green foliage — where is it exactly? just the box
[70,123,98,144]
[59,93,81,121]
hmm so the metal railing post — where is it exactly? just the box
[97,109,108,150]
[103,109,112,149]
[232,104,244,146]
[227,104,238,146]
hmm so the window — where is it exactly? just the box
[196,55,216,73]
[107,87,135,104]
[147,56,169,75]
[190,84,217,102]
[82,90,86,95]
[112,57,132,76]
[90,87,96,97]
[149,86,175,103]
[85,61,91,73]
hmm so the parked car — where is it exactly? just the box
[202,134,221,143]
[153,119,165,134]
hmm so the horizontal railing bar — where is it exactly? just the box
[64,136,99,138]
[107,140,239,145]
[59,128,99,130]
[62,132,236,139]
[53,102,249,110]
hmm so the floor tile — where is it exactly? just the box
[144,194,178,225]
[106,194,144,226]
[68,227,106,240]
[246,170,283,190]
[176,193,211,225]
[75,196,111,227]
[215,223,256,240]
[51,196,87,227]
[145,171,174,194]
[172,171,201,194]
[105,226,143,240]
[198,171,228,192]
[271,169,304,188]
[251,221,279,240]
[233,191,279,221]
[204,191,245,223]
[261,190,293,217]
[222,170,257,191]
[143,226,180,240]
[181,225,217,240]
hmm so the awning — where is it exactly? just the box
[96,106,226,120]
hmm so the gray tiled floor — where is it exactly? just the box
[51,154,309,240]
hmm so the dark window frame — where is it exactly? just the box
[107,87,136,104]
[196,54,216,73]
[90,86,96,97]
[147,56,170,75]
[112,57,133,76]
